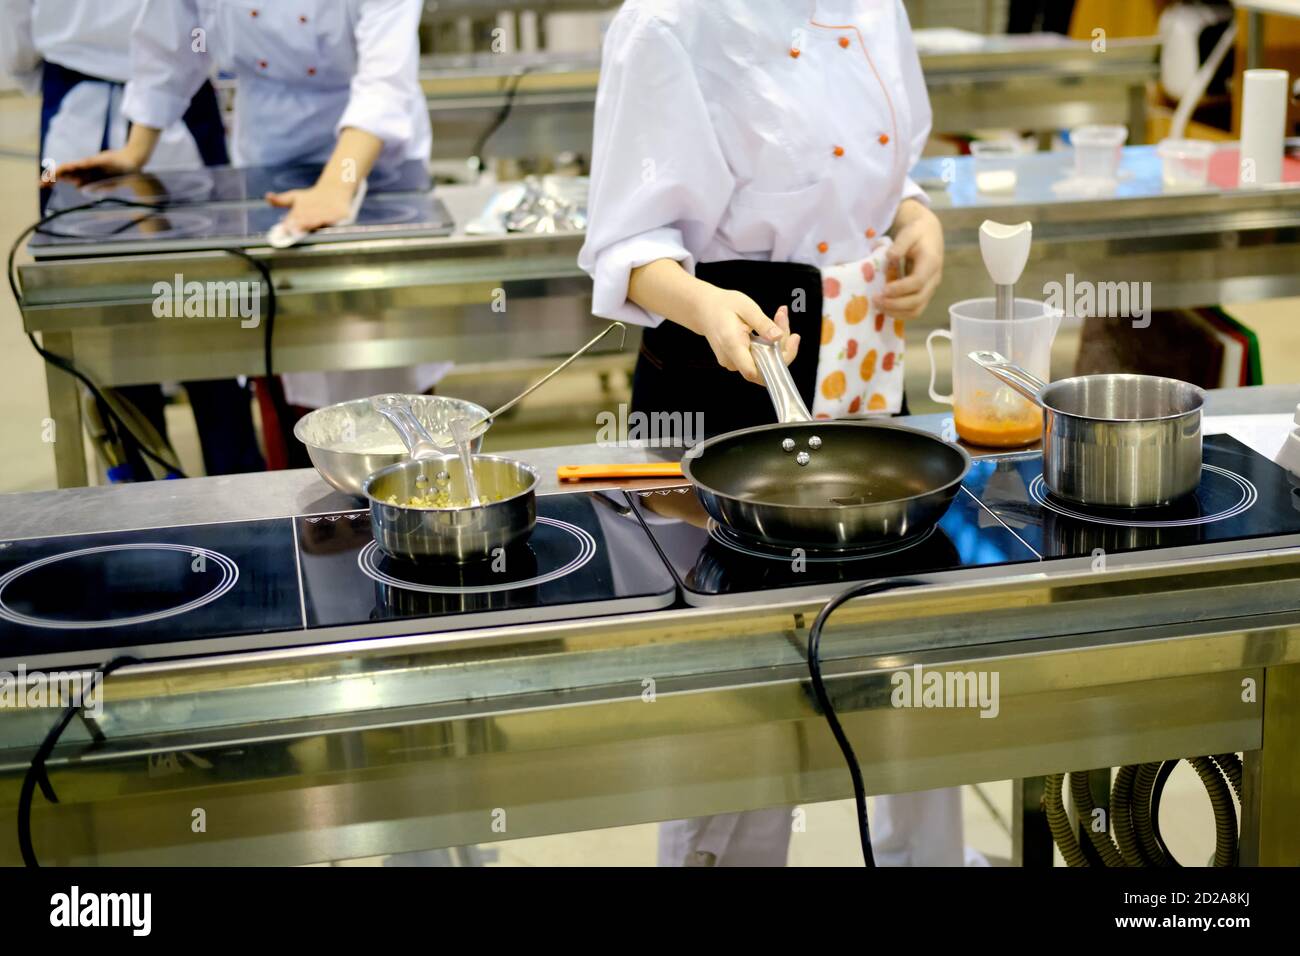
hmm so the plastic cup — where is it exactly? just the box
[1156,138,1215,190]
[1071,125,1128,181]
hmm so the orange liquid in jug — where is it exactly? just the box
[954,403,1043,448]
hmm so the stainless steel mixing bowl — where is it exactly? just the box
[293,394,490,498]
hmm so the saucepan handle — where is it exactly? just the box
[966,351,1049,407]
[751,335,813,424]
[370,394,443,460]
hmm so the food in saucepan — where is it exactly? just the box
[381,470,505,509]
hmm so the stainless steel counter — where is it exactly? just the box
[1,391,1299,866]
[20,145,1300,488]
[418,36,1160,161]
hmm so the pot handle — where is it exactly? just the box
[751,335,813,424]
[370,394,443,460]
[966,351,1049,407]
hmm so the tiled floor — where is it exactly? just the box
[0,93,1271,866]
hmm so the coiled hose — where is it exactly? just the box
[1190,756,1239,867]
[1131,762,1172,867]
[1042,773,1090,867]
[1070,771,1127,867]
[1044,754,1241,867]
[1213,753,1243,800]
[1110,764,1148,866]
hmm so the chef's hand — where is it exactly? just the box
[264,180,358,234]
[693,292,800,385]
[877,199,944,322]
[55,125,159,186]
[54,147,145,186]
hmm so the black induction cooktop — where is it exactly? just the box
[627,484,1040,606]
[296,492,675,635]
[4,438,1296,667]
[30,192,454,259]
[0,519,302,668]
[0,492,676,669]
[962,434,1300,558]
[44,160,432,213]
[628,435,1300,606]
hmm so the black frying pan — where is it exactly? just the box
[680,337,971,549]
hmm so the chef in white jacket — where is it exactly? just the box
[579,0,968,866]
[3,0,271,477]
[0,0,211,203]
[56,0,448,409]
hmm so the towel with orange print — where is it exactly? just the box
[812,241,903,419]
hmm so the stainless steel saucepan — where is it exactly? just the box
[968,350,1204,508]
[680,337,972,550]
[362,395,538,562]
[296,322,624,497]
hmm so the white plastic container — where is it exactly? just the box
[1240,69,1289,187]
[970,140,1022,194]
[1071,125,1128,181]
[1156,138,1215,190]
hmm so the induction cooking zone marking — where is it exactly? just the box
[0,544,239,630]
[706,520,937,563]
[1029,464,1258,528]
[270,164,402,193]
[50,210,216,240]
[356,517,596,594]
[82,171,216,204]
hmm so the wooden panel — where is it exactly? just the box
[1070,0,1169,40]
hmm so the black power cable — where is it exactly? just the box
[9,196,281,480]
[18,655,140,867]
[470,65,539,173]
[10,198,188,478]
[805,577,925,867]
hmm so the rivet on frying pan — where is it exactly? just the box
[807,435,822,449]
[782,438,796,452]
[796,452,811,466]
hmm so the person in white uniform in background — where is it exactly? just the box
[2,0,266,477]
[56,0,449,411]
[0,0,209,196]
[580,0,969,866]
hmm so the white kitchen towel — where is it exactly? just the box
[812,240,904,419]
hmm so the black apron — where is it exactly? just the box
[631,260,905,438]
[631,261,822,439]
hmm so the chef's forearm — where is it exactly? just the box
[890,197,930,233]
[319,127,383,195]
[123,125,162,167]
[628,258,717,335]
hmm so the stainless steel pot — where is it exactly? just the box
[679,337,972,549]
[361,396,538,562]
[969,351,1204,508]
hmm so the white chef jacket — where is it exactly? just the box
[121,0,432,170]
[120,0,442,407]
[578,0,932,329]
[0,0,202,170]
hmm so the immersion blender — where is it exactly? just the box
[978,220,1033,415]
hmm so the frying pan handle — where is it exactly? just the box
[370,394,443,460]
[966,351,1049,407]
[751,336,813,424]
